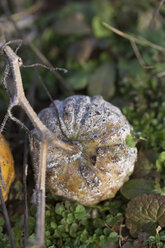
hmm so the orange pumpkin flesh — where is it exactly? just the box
[0,134,15,202]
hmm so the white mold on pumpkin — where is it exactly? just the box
[30,95,137,205]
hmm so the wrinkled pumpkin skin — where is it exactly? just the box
[30,95,137,206]
[0,134,15,202]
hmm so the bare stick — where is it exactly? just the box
[102,22,165,52]
[0,186,16,248]
[157,71,165,78]
[23,63,68,74]
[149,0,165,29]
[130,40,154,70]
[23,136,29,247]
[0,39,74,248]
[0,8,74,247]
[24,42,73,93]
[0,112,9,133]
[1,43,74,151]
[11,2,43,20]
[130,40,145,67]
[36,141,48,246]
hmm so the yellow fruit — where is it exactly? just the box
[0,133,15,202]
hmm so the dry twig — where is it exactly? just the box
[0,33,74,247]
[23,136,29,247]
[149,0,165,29]
[102,22,165,52]
[130,40,146,68]
[35,141,48,246]
[130,40,154,70]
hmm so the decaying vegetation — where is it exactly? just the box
[1,0,165,247]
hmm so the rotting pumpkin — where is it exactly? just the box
[0,133,15,202]
[30,95,137,206]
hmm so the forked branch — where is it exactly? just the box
[0,37,73,247]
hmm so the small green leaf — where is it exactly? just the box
[108,232,118,242]
[55,203,65,215]
[53,225,66,237]
[106,215,115,226]
[126,135,137,148]
[69,223,78,237]
[92,16,111,38]
[45,230,50,237]
[95,228,103,235]
[93,218,104,228]
[67,71,89,90]
[133,151,154,178]
[50,222,57,229]
[80,229,88,242]
[46,239,51,246]
[74,205,86,220]
[100,234,106,244]
[103,228,111,236]
[120,179,153,199]
[53,230,60,238]
[156,152,165,171]
[66,213,75,224]
[149,236,156,242]
[46,210,51,217]
[88,62,116,100]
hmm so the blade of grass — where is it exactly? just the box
[102,22,165,52]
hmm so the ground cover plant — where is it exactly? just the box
[1,0,165,247]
